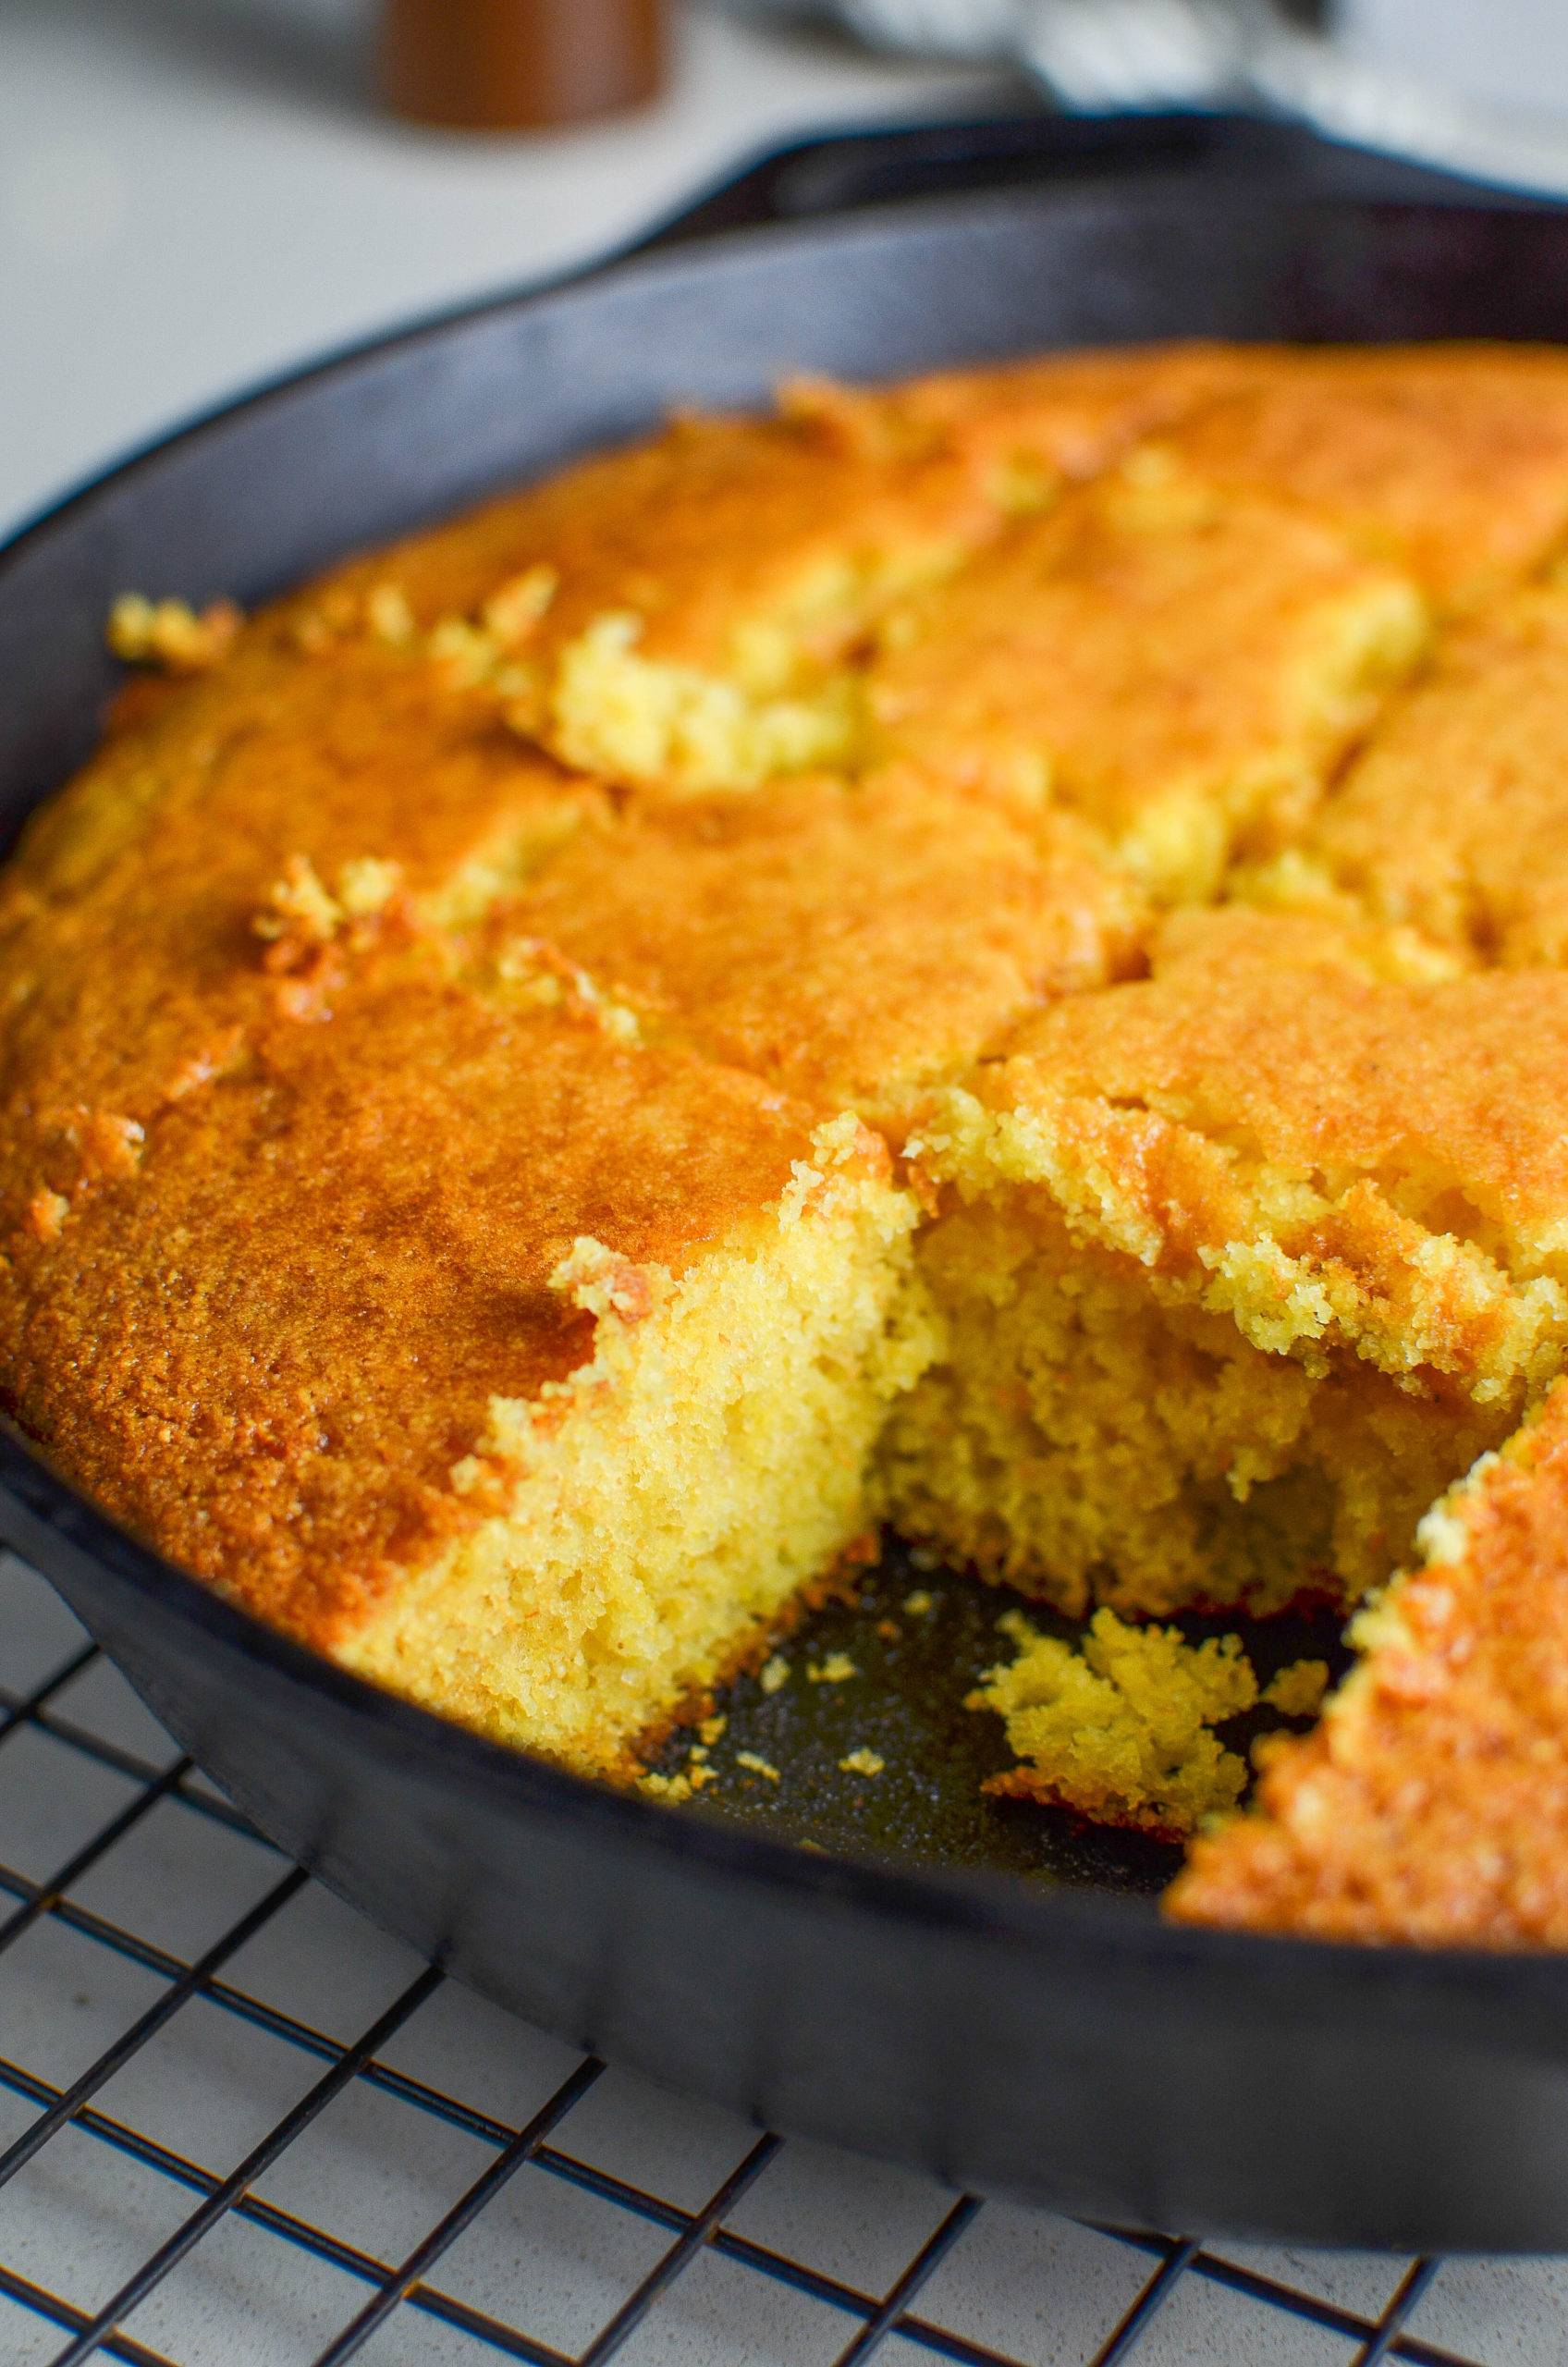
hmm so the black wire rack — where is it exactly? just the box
[0,1547,1549,2367]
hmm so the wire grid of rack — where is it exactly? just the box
[1,1550,1564,2367]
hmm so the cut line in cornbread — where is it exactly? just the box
[882,909,1568,1621]
[466,769,1147,1129]
[863,452,1427,901]
[302,345,1254,799]
[1169,1379,1568,1946]
[1247,583,1568,970]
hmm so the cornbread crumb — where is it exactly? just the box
[839,1748,886,1776]
[1262,1660,1331,1718]
[902,1589,934,1616]
[973,1608,1258,1838]
[737,1750,781,1782]
[808,1653,858,1684]
[26,1191,69,1244]
[108,592,240,672]
[367,583,416,647]
[698,1712,728,1747]
[483,564,558,644]
[337,857,402,918]
[548,610,860,794]
[759,1655,790,1696]
[253,853,342,945]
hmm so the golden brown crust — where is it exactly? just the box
[863,456,1426,898]
[478,771,1145,1124]
[1292,584,1568,966]
[309,342,1253,674]
[1158,342,1568,604]
[1169,1382,1568,1947]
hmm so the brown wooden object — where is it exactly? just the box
[383,0,666,131]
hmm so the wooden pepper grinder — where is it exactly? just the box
[383,0,666,131]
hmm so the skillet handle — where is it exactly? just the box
[633,104,1553,252]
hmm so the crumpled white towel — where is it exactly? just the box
[727,0,1568,197]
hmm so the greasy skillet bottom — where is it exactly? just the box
[640,1540,1353,1888]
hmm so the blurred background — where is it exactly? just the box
[5,0,1568,541]
[4,0,1568,546]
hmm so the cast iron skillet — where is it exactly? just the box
[7,113,1568,2251]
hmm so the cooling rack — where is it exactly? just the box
[0,1548,1559,2367]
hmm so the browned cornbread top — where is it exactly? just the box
[309,341,1257,676]
[862,457,1426,898]
[1169,1380,1568,1947]
[0,630,603,1133]
[1292,584,1568,968]
[1157,342,1568,603]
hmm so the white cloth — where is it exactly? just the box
[731,0,1568,195]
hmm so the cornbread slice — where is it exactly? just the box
[864,453,1426,901]
[972,1607,1258,1839]
[881,910,1568,1621]
[0,918,932,1770]
[472,770,1146,1128]
[1158,343,1568,607]
[311,346,1251,797]
[1255,584,1568,968]
[1169,1381,1568,1945]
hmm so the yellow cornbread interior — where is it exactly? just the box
[548,609,864,795]
[339,1121,938,1771]
[972,1608,1258,1837]
[877,1190,1523,1622]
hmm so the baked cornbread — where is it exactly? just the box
[3,879,936,1763]
[472,771,1144,1128]
[1170,1381,1568,1946]
[1155,343,1568,607]
[0,608,939,1769]
[13,339,1568,1950]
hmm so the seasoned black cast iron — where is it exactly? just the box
[6,113,1568,2250]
